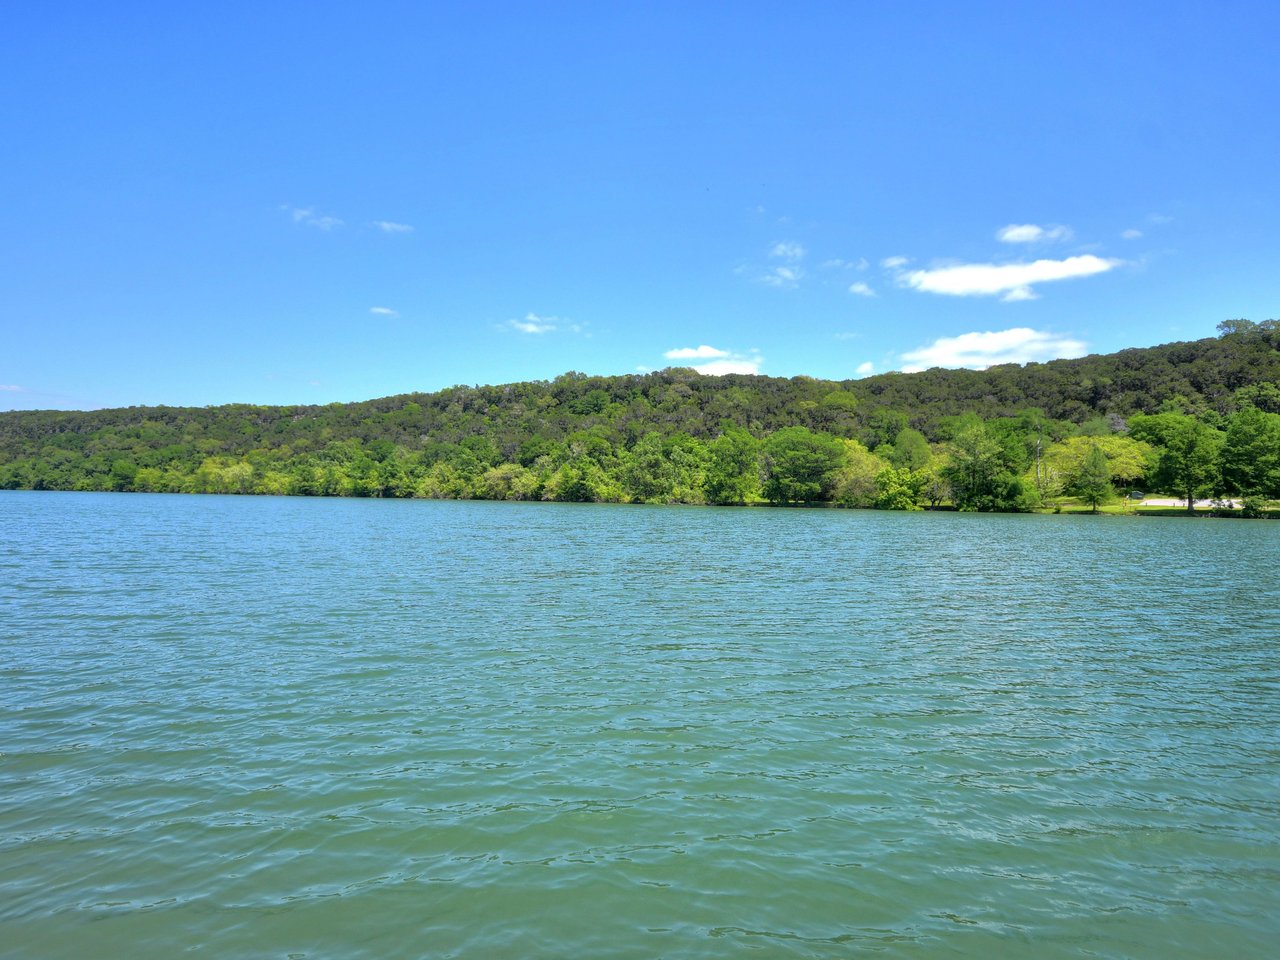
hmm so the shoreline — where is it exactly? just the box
[4,486,1277,519]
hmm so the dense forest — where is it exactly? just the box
[3,320,1279,514]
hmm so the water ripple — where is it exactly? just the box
[2,492,1278,958]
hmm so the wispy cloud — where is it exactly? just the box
[822,257,870,271]
[508,313,558,334]
[881,255,909,269]
[503,313,587,335]
[373,220,414,233]
[284,206,343,230]
[665,345,729,360]
[1121,228,1143,240]
[996,223,1072,244]
[0,384,23,392]
[900,328,1088,372]
[370,306,399,317]
[747,240,808,288]
[848,281,875,297]
[762,265,802,288]
[896,254,1120,302]
[770,241,805,262]
[664,345,762,375]
[855,362,875,376]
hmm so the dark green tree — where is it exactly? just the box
[704,427,762,504]
[1138,415,1224,511]
[760,427,846,504]
[943,424,1035,512]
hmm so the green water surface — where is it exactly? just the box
[2,492,1277,958]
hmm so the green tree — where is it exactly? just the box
[1233,382,1280,414]
[1072,444,1113,513]
[479,463,540,500]
[619,433,671,502]
[831,439,890,506]
[860,408,909,450]
[619,432,707,503]
[761,427,847,504]
[1134,415,1224,511]
[886,427,932,472]
[1220,406,1280,497]
[704,427,761,504]
[1037,435,1153,501]
[542,459,625,503]
[873,467,924,510]
[942,424,1036,512]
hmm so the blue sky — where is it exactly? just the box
[3,1,1278,411]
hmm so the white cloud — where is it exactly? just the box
[664,346,762,375]
[897,254,1120,302]
[833,332,860,341]
[285,206,343,230]
[743,240,811,288]
[369,306,399,317]
[665,345,729,360]
[0,384,23,391]
[1149,213,1174,224]
[848,281,876,297]
[855,362,875,376]
[1121,228,1143,240]
[1001,286,1039,302]
[881,255,909,269]
[373,220,414,233]
[757,264,798,288]
[996,223,1072,244]
[762,265,803,287]
[508,313,558,334]
[694,358,763,376]
[900,328,1088,372]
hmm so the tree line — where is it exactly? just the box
[2,322,1277,514]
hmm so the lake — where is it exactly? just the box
[2,491,1278,958]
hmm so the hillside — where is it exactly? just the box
[2,322,1277,508]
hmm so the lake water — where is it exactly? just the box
[2,491,1278,958]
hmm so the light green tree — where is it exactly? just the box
[831,439,890,506]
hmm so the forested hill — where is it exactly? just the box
[856,324,1280,423]
[1,322,1278,507]
[6,324,1279,447]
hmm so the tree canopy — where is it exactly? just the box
[2,326,1277,514]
